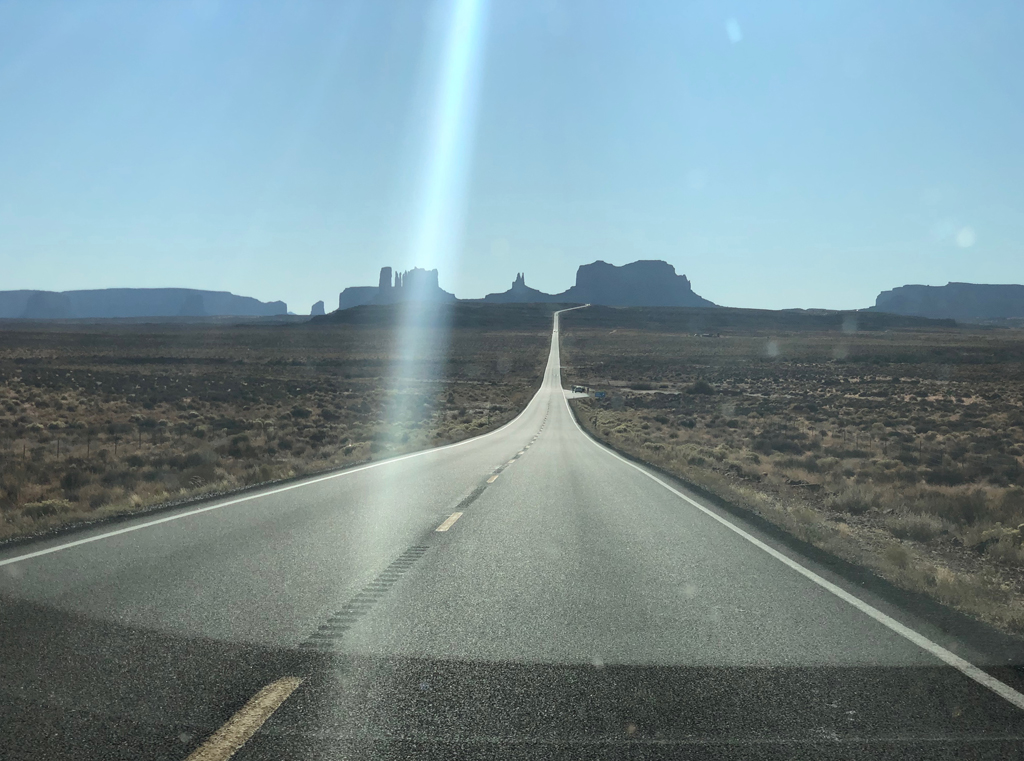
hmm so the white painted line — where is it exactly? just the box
[557,317,1024,712]
[0,355,549,569]
[185,676,302,761]
[435,512,463,532]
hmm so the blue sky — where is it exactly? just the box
[1,0,1022,312]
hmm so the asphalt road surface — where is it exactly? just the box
[3,308,1024,760]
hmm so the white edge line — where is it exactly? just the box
[0,333,560,569]
[556,312,1024,712]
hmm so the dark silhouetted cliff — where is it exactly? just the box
[559,260,715,307]
[337,287,378,310]
[482,273,553,304]
[0,289,287,319]
[869,282,1024,323]
[337,267,456,309]
[480,260,716,307]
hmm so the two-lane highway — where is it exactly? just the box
[3,308,1024,759]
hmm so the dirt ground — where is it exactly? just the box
[0,315,550,541]
[560,309,1024,635]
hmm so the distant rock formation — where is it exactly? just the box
[22,291,74,319]
[310,300,326,316]
[0,288,287,320]
[337,286,378,310]
[482,273,554,304]
[869,282,1024,323]
[337,266,457,309]
[177,292,206,316]
[379,267,456,304]
[562,260,716,307]
[481,260,716,307]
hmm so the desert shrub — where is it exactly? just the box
[209,416,248,433]
[753,436,803,455]
[60,469,91,491]
[242,465,275,486]
[21,499,72,520]
[184,462,218,485]
[100,469,138,490]
[87,488,112,509]
[181,451,205,468]
[882,543,911,569]
[823,447,871,459]
[995,487,1024,525]
[776,455,819,472]
[987,537,1024,566]
[925,466,968,486]
[828,483,881,515]
[886,513,949,543]
[686,380,715,395]
[921,489,989,526]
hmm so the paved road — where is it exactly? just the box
[3,308,1024,759]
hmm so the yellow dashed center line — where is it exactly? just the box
[435,512,464,532]
[486,475,499,483]
[185,677,302,761]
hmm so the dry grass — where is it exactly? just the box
[561,316,1024,634]
[0,319,548,541]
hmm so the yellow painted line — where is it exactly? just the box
[185,676,302,761]
[435,512,463,532]
[487,475,499,483]
[507,459,516,465]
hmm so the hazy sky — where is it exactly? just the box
[2,0,1023,313]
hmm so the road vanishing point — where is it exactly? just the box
[3,308,1024,760]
